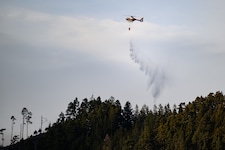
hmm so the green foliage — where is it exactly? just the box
[66,98,79,119]
[5,91,225,150]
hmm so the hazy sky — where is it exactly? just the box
[1,0,225,146]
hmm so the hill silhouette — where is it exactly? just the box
[3,91,225,150]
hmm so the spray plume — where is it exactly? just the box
[130,40,166,99]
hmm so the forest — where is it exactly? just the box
[2,91,225,150]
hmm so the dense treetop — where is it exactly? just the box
[4,91,225,150]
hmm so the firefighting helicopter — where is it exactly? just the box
[125,16,144,30]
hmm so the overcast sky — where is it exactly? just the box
[1,0,225,146]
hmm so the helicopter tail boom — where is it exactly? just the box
[139,17,144,22]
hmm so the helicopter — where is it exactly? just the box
[126,16,144,23]
[125,16,144,30]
